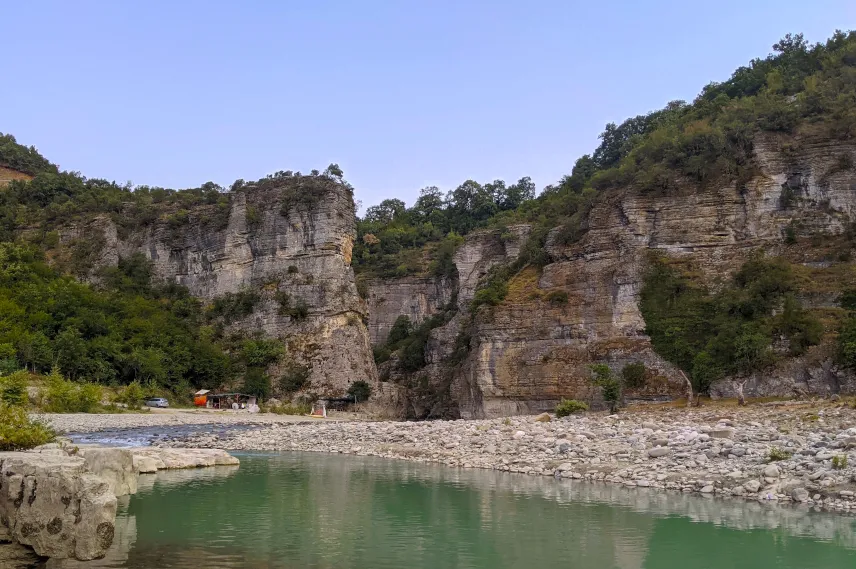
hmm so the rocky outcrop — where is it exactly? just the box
[77,447,137,497]
[61,177,378,398]
[0,453,117,560]
[371,136,856,418]
[0,445,240,561]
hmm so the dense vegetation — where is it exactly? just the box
[355,31,856,280]
[0,133,58,176]
[640,256,823,394]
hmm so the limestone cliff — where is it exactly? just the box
[368,135,856,418]
[59,177,380,397]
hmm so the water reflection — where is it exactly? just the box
[9,453,856,569]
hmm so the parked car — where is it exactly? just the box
[145,397,169,408]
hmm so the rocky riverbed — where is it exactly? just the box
[38,409,326,435]
[153,403,856,513]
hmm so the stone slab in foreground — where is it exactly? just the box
[0,452,117,560]
[129,447,240,471]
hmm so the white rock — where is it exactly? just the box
[763,464,780,478]
[0,452,117,560]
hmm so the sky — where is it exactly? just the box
[3,1,854,210]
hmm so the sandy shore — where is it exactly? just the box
[41,402,856,513]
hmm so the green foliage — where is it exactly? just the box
[841,290,856,311]
[555,399,588,417]
[784,222,798,244]
[0,403,56,451]
[208,290,260,324]
[387,316,413,345]
[243,367,271,399]
[373,345,391,364]
[246,205,262,230]
[621,363,647,389]
[0,133,57,176]
[838,315,856,370]
[471,267,511,312]
[274,292,309,320]
[545,290,569,305]
[768,447,793,462]
[832,455,848,470]
[265,401,311,415]
[640,256,822,392]
[590,364,621,413]
[118,381,145,409]
[347,380,372,402]
[0,243,232,389]
[42,367,102,413]
[240,338,283,367]
[279,362,311,393]
[0,370,28,406]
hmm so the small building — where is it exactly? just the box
[205,392,258,410]
[193,389,211,407]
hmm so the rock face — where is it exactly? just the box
[368,137,856,418]
[0,453,117,560]
[62,177,379,397]
[56,140,856,417]
[78,447,137,497]
[128,447,240,470]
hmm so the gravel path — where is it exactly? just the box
[157,403,856,513]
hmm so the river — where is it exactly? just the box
[29,451,856,568]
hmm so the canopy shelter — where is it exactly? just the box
[205,392,258,410]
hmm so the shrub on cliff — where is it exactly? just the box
[0,403,56,451]
[621,363,647,389]
[279,362,310,393]
[555,399,588,417]
[347,380,372,402]
[590,364,621,413]
[640,255,822,393]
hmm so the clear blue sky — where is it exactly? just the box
[3,1,854,210]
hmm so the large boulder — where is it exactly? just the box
[77,447,137,497]
[0,452,117,560]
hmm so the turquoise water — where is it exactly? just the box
[44,453,856,569]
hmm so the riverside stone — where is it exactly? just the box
[647,448,671,458]
[78,447,137,496]
[0,453,117,560]
[792,488,810,502]
[763,465,781,478]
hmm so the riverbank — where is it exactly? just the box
[37,408,355,434]
[142,402,856,513]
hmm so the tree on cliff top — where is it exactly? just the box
[0,133,58,176]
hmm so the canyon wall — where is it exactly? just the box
[368,136,856,418]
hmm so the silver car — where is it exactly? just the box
[145,397,169,408]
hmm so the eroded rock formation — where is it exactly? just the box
[369,136,856,418]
